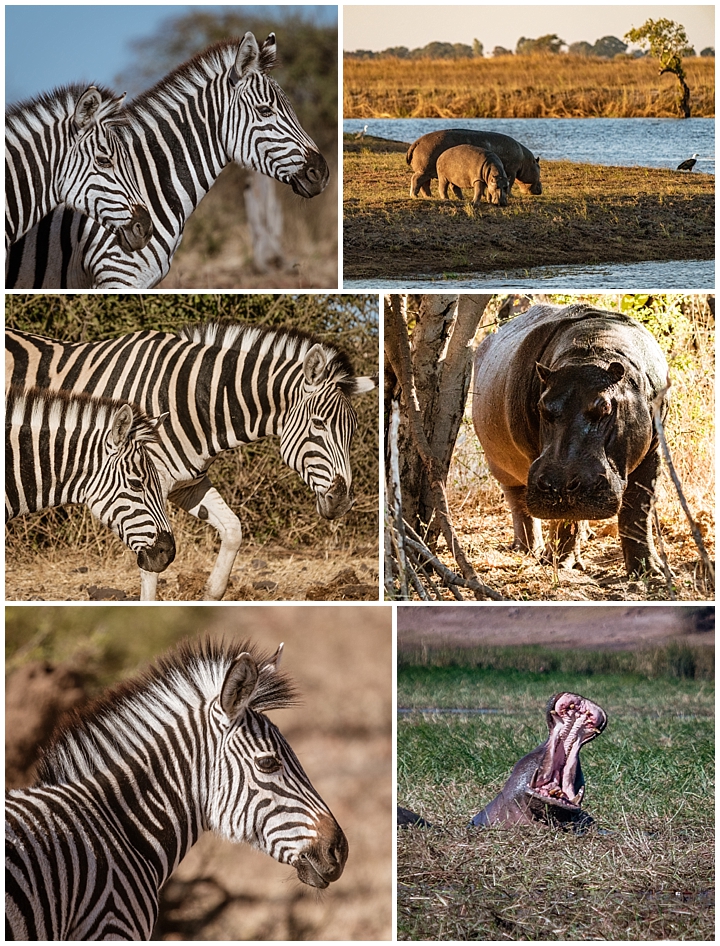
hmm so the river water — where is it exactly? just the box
[343,258,714,291]
[344,117,715,174]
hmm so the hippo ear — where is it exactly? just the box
[536,362,553,385]
[607,362,625,383]
[535,156,540,165]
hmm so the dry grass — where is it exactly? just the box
[437,294,715,602]
[344,54,715,118]
[343,141,715,279]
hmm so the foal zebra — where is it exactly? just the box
[5,387,175,576]
[6,322,376,600]
[5,84,152,256]
[5,638,348,940]
[7,32,328,289]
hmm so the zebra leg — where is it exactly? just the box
[170,477,243,601]
[140,569,159,601]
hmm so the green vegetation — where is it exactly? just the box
[398,649,714,940]
[626,18,696,117]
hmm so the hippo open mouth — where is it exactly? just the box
[526,693,607,812]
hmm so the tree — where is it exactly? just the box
[592,35,628,58]
[625,18,694,117]
[384,294,502,601]
[569,41,593,57]
[700,47,715,57]
[492,46,513,57]
[472,38,484,58]
[516,34,565,55]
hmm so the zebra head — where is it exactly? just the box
[280,343,377,520]
[207,643,348,888]
[59,87,153,252]
[223,33,329,198]
[85,402,175,572]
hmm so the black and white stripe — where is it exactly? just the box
[6,322,376,600]
[7,33,328,289]
[5,386,175,575]
[5,84,152,257]
[5,638,347,940]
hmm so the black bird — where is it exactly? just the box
[677,153,699,171]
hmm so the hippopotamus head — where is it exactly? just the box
[525,359,655,522]
[486,167,510,206]
[516,156,542,195]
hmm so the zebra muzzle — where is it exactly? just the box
[316,476,354,520]
[136,530,176,572]
[290,151,329,198]
[294,815,348,888]
[116,205,154,252]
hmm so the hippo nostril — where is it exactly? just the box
[566,477,582,493]
[537,474,554,492]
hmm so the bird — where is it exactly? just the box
[677,153,700,171]
[354,124,368,140]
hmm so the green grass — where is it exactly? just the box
[398,651,714,940]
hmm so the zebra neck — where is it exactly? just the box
[6,118,67,241]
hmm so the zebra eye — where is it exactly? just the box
[311,416,327,432]
[127,478,144,492]
[256,104,274,119]
[255,754,282,774]
[95,153,113,169]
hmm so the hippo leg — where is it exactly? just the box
[472,181,483,207]
[617,449,663,575]
[501,485,543,555]
[438,176,450,200]
[410,172,432,198]
[451,184,464,199]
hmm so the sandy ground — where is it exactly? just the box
[5,543,380,602]
[397,603,714,651]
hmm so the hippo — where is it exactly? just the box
[470,692,607,830]
[437,145,509,207]
[407,129,542,198]
[397,806,434,829]
[472,304,669,575]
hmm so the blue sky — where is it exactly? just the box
[6,5,338,105]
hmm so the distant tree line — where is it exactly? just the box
[346,33,713,60]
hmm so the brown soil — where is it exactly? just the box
[5,543,380,603]
[343,137,715,280]
[397,603,715,651]
[433,503,714,603]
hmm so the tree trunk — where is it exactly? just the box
[386,294,492,542]
[243,173,285,271]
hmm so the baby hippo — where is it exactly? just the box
[437,145,510,207]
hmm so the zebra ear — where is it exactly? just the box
[73,86,103,130]
[264,642,284,673]
[303,344,329,387]
[259,33,278,71]
[110,404,135,447]
[350,375,378,397]
[230,32,261,87]
[149,411,170,431]
[220,653,259,721]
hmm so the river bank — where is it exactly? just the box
[343,136,714,281]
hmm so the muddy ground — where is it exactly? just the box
[343,136,714,280]
[5,541,380,602]
[6,606,393,941]
[397,603,714,651]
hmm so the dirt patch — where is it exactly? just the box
[343,137,714,279]
[5,542,379,603]
[397,603,714,651]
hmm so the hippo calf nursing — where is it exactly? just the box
[472,303,669,575]
[407,129,542,198]
[437,145,509,206]
[470,692,607,829]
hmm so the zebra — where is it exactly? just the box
[6,32,328,289]
[5,386,175,581]
[5,83,152,257]
[5,321,377,601]
[5,637,348,940]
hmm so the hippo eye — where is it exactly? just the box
[255,754,282,774]
[539,404,556,423]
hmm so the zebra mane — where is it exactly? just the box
[178,321,359,393]
[6,386,160,443]
[36,637,298,785]
[131,39,277,112]
[5,83,126,127]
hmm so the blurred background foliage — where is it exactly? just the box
[6,294,379,554]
